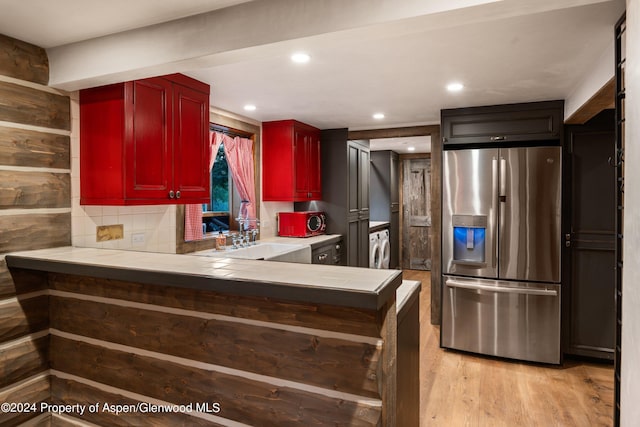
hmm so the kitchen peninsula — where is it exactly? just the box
[5,247,408,426]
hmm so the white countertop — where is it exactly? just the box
[260,234,341,248]
[370,221,390,228]
[6,246,401,310]
[397,280,421,314]
[369,221,390,232]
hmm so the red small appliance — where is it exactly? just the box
[278,211,326,237]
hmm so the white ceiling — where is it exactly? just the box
[0,0,625,153]
[370,137,432,154]
[0,0,254,47]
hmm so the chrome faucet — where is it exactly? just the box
[236,217,260,247]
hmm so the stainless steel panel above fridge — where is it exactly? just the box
[442,276,561,364]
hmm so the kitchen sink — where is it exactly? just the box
[193,242,310,263]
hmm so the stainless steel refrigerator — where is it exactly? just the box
[441,146,562,364]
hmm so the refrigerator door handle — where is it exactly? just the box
[499,157,507,199]
[445,279,558,296]
[492,157,499,268]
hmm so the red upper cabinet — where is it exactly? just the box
[80,74,210,205]
[263,120,321,201]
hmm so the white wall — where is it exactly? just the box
[564,41,614,120]
[622,1,640,425]
[70,92,177,253]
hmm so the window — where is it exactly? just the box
[202,124,257,234]
[209,143,229,212]
[203,143,231,232]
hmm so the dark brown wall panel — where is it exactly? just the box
[0,296,48,343]
[27,414,51,427]
[0,260,14,298]
[51,377,223,427]
[0,81,69,131]
[51,336,381,427]
[0,375,49,426]
[0,213,71,254]
[0,266,48,299]
[48,273,380,337]
[0,336,48,388]
[0,126,70,169]
[0,171,70,209]
[0,34,48,85]
[50,296,381,398]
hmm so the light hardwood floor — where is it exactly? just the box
[403,270,614,427]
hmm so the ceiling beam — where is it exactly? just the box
[564,77,615,124]
[348,125,440,140]
[45,0,604,91]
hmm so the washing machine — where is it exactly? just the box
[369,232,381,269]
[379,229,390,269]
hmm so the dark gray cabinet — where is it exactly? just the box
[313,129,370,267]
[441,100,563,146]
[347,140,370,267]
[564,110,616,360]
[311,239,343,265]
[370,150,400,268]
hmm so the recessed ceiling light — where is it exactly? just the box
[373,113,385,120]
[243,104,257,111]
[408,146,416,152]
[291,52,310,63]
[447,82,464,92]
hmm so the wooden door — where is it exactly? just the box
[402,158,432,270]
[565,111,616,360]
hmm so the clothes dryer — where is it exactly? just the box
[379,229,391,269]
[369,232,381,269]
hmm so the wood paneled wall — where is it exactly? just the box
[40,272,394,426]
[0,34,71,426]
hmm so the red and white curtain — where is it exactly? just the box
[184,132,256,241]
[223,135,256,228]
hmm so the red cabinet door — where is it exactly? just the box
[173,83,210,201]
[125,78,173,201]
[293,128,310,200]
[263,120,321,202]
[306,130,322,199]
[294,128,322,200]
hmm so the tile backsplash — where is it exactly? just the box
[70,91,177,253]
[71,202,177,253]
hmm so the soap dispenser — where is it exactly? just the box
[216,231,226,251]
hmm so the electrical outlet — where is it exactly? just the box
[132,233,145,245]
